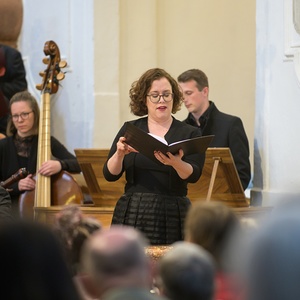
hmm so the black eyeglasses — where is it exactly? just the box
[11,111,33,121]
[147,93,173,103]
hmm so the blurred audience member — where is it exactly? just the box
[53,205,102,274]
[54,205,83,262]
[72,218,103,300]
[185,202,244,300]
[53,205,102,300]
[0,44,27,138]
[0,186,13,221]
[239,217,259,233]
[71,217,102,274]
[82,225,164,300]
[245,199,300,300]
[0,220,80,299]
[155,241,215,300]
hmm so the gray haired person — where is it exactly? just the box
[156,241,215,300]
[82,225,165,300]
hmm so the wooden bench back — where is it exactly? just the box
[74,148,248,208]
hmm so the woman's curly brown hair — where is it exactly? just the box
[129,68,183,116]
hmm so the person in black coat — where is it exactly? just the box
[0,44,27,138]
[104,68,205,245]
[0,186,13,221]
[178,69,251,190]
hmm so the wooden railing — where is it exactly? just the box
[34,148,272,227]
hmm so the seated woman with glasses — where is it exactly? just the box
[0,91,81,213]
[103,68,205,245]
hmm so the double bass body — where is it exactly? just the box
[19,171,84,219]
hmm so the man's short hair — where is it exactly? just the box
[177,69,209,91]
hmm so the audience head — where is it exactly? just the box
[71,216,102,274]
[82,225,152,296]
[156,241,215,300]
[54,205,83,245]
[129,67,183,116]
[0,220,80,300]
[245,199,300,300]
[53,205,102,275]
[7,90,40,136]
[184,201,240,269]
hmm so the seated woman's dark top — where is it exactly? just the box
[0,134,81,204]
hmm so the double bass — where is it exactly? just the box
[19,40,83,219]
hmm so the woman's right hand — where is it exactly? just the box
[116,137,137,157]
[18,174,36,191]
[107,137,137,176]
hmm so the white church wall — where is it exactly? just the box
[20,0,94,151]
[252,0,300,206]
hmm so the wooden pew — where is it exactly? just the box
[34,148,271,226]
[73,149,123,207]
[73,148,249,207]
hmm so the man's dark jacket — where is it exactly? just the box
[184,101,251,190]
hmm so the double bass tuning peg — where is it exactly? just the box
[56,72,65,81]
[42,57,50,64]
[59,60,67,68]
[42,58,67,69]
[36,83,43,91]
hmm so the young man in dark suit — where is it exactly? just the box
[0,44,27,138]
[178,69,251,190]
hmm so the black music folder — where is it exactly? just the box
[124,122,214,163]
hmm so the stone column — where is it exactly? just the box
[0,0,23,48]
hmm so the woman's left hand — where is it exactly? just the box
[154,149,193,180]
[154,149,184,166]
[38,160,62,176]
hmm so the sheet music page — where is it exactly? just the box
[148,133,168,145]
